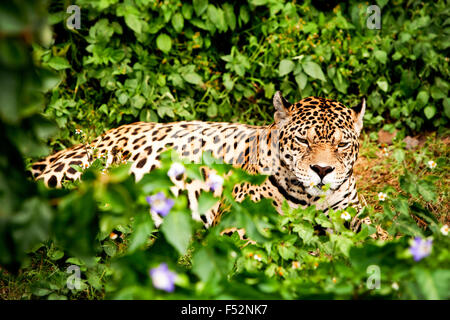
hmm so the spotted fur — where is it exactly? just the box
[31,92,372,232]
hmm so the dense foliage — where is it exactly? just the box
[0,0,449,300]
[36,0,450,150]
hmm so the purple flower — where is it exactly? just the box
[208,173,224,192]
[167,162,185,180]
[146,192,174,217]
[149,263,176,292]
[409,237,433,261]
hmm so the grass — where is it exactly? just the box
[356,131,449,225]
[1,130,449,300]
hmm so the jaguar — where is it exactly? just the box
[30,92,376,234]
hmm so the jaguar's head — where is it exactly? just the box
[272,91,365,196]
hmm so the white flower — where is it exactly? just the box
[427,160,437,169]
[440,224,449,236]
[382,147,389,156]
[341,211,351,221]
[378,192,387,201]
[167,162,185,179]
[75,129,83,135]
[392,282,399,290]
[208,173,224,192]
[292,261,300,269]
[253,254,262,262]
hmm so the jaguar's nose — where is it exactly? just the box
[310,165,335,180]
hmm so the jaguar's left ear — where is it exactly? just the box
[351,98,366,135]
[273,91,291,124]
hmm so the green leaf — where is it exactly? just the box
[128,213,154,252]
[124,14,142,34]
[424,106,436,119]
[430,86,445,100]
[161,210,193,255]
[65,257,84,266]
[293,222,315,245]
[207,5,227,32]
[197,192,218,216]
[193,0,208,16]
[207,102,218,117]
[417,180,437,202]
[250,0,269,6]
[182,72,203,85]
[392,51,402,60]
[131,95,146,109]
[138,170,173,194]
[302,61,326,81]
[330,234,353,257]
[264,82,275,99]
[353,223,377,241]
[47,293,68,300]
[223,73,234,91]
[223,4,236,30]
[315,212,332,228]
[48,57,71,70]
[185,165,204,181]
[171,13,184,33]
[392,149,405,163]
[374,50,387,64]
[103,241,117,257]
[332,71,349,94]
[416,91,429,108]
[377,80,389,92]
[182,4,193,20]
[192,247,225,283]
[277,243,296,260]
[11,198,53,254]
[118,93,128,105]
[393,198,409,216]
[48,250,64,261]
[414,268,450,300]
[399,173,419,197]
[87,271,102,291]
[295,72,308,90]
[443,97,450,118]
[279,59,295,77]
[239,6,249,24]
[156,33,172,53]
[32,288,52,297]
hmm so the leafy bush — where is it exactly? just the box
[1,0,449,300]
[0,0,59,271]
[34,0,449,152]
[2,149,449,299]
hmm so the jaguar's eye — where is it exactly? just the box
[296,137,309,146]
[338,142,350,148]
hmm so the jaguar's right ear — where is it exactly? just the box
[351,97,366,136]
[273,91,291,124]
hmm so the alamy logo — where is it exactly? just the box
[67,265,81,290]
[66,5,81,30]
[366,265,381,289]
[366,5,381,30]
